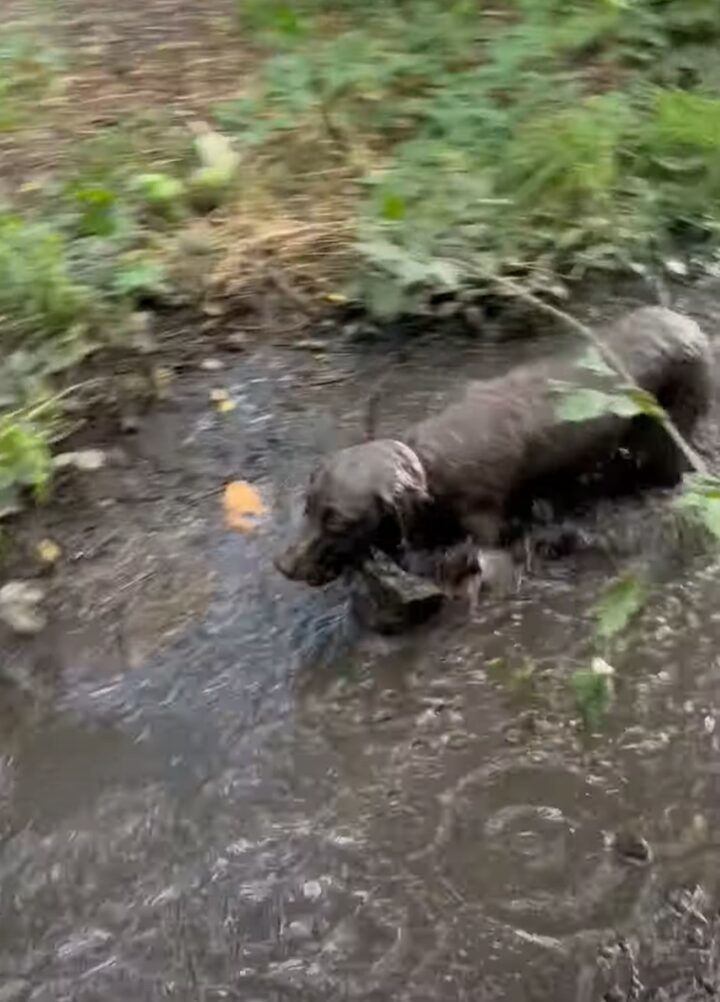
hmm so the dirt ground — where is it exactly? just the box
[1,0,253,183]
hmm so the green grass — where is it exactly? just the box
[0,93,239,514]
[217,0,720,315]
[0,29,64,132]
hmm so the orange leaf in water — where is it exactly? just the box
[223,480,267,533]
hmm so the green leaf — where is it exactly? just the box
[0,421,51,500]
[572,667,614,730]
[194,128,241,176]
[681,472,720,499]
[592,571,647,642]
[188,128,241,210]
[575,347,615,378]
[381,192,406,221]
[73,187,118,238]
[112,259,166,298]
[623,387,666,420]
[556,387,642,423]
[365,275,407,319]
[676,473,720,543]
[241,0,307,39]
[427,258,462,288]
[131,172,185,209]
[268,5,306,38]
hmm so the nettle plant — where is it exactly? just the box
[223,0,720,319]
[539,293,720,729]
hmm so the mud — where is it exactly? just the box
[3,283,720,1000]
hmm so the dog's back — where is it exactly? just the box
[405,307,712,521]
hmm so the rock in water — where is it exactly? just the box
[611,829,653,866]
[0,581,47,636]
[353,551,445,633]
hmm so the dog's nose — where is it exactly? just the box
[274,549,299,579]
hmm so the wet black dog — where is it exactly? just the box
[276,307,712,586]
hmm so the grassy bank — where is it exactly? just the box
[2,0,720,513]
[222,0,720,313]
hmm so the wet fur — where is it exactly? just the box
[277,307,713,585]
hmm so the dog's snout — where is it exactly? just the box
[274,548,300,580]
[274,529,344,586]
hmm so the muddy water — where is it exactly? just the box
[3,301,720,1001]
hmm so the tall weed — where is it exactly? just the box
[220,0,720,315]
[0,31,63,131]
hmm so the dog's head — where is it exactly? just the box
[275,440,429,586]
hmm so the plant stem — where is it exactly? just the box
[0,378,106,426]
[491,276,709,476]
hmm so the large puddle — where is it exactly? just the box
[3,297,720,1000]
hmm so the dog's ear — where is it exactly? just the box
[377,444,429,542]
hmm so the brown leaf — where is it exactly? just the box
[223,481,267,533]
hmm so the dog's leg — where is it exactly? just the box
[466,576,483,618]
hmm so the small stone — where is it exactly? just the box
[612,830,653,865]
[202,300,226,317]
[52,448,106,472]
[444,731,469,749]
[120,415,141,434]
[224,332,247,352]
[664,257,688,278]
[200,357,224,372]
[286,919,315,942]
[302,880,323,901]
[0,581,47,636]
[35,539,61,570]
[293,339,327,351]
[603,989,624,1002]
[127,312,157,354]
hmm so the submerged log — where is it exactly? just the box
[352,550,446,633]
[352,542,519,633]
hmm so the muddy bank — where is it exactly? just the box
[3,283,720,1000]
